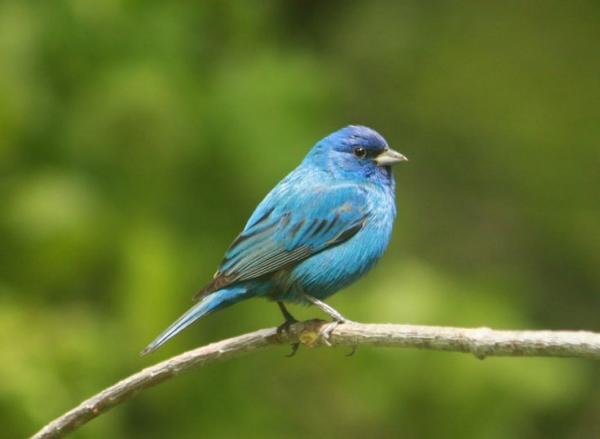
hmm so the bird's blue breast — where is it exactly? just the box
[268,182,396,302]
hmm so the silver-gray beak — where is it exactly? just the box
[375,148,408,166]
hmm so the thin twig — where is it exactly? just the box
[31,320,600,439]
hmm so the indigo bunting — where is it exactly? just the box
[142,126,407,354]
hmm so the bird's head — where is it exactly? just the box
[306,125,407,184]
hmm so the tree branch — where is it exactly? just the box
[31,320,600,439]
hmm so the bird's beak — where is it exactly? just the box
[375,148,408,166]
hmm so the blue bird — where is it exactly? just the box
[142,126,407,355]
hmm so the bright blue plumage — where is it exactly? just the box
[142,125,407,354]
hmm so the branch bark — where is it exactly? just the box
[31,320,600,439]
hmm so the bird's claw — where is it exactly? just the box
[318,320,342,347]
[277,317,300,357]
[286,342,301,357]
[276,319,297,337]
[317,319,356,356]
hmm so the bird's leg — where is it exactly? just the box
[303,294,347,322]
[303,294,352,348]
[277,301,298,324]
[276,302,300,357]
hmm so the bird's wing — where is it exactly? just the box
[193,185,369,300]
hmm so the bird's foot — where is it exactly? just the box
[276,302,299,337]
[286,342,301,358]
[276,320,301,357]
[318,320,340,347]
[318,320,357,355]
[276,317,298,336]
[301,294,355,353]
[276,302,301,357]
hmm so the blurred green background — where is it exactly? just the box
[1,1,599,438]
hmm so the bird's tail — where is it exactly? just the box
[141,286,250,355]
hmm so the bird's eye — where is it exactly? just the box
[353,147,367,158]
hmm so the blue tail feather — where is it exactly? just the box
[141,286,249,355]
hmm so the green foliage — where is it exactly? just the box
[1,1,599,437]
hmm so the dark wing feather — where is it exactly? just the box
[193,185,368,301]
